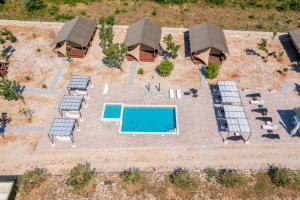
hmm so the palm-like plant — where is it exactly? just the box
[0,77,22,101]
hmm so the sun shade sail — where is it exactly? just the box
[49,118,76,136]
[67,75,90,91]
[59,96,84,112]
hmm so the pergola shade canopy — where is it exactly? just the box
[54,16,97,48]
[124,19,162,50]
[289,28,300,54]
[189,22,229,55]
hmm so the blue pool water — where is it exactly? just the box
[120,106,177,133]
[103,104,122,119]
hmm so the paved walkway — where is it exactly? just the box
[127,60,138,86]
[6,125,45,133]
[23,59,66,96]
[199,64,208,89]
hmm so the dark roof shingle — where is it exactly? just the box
[189,22,229,54]
[54,16,97,47]
[124,19,162,49]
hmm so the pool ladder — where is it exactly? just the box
[168,128,177,133]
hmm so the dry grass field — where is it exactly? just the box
[0,0,300,32]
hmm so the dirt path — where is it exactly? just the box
[1,143,300,175]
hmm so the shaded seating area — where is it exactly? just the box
[59,95,86,120]
[49,75,91,147]
[188,22,229,65]
[67,75,92,96]
[213,80,252,144]
[48,118,80,147]
[53,16,97,58]
[124,19,162,62]
[289,28,300,57]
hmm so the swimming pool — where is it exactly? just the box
[101,103,122,121]
[102,104,178,134]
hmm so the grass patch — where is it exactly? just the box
[17,168,47,196]
[268,165,290,187]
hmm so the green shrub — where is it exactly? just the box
[268,165,289,187]
[17,168,47,196]
[66,163,95,190]
[283,67,289,72]
[8,35,17,43]
[25,0,47,12]
[0,29,12,36]
[54,13,75,21]
[103,43,127,68]
[163,34,180,58]
[137,68,144,75]
[157,59,174,77]
[0,77,22,101]
[48,6,59,15]
[0,38,5,44]
[206,0,226,6]
[218,169,244,187]
[169,167,198,189]
[204,167,218,181]
[151,8,157,16]
[121,167,144,184]
[206,62,219,79]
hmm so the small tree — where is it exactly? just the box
[25,0,47,12]
[163,34,180,58]
[0,78,22,101]
[67,163,95,190]
[98,16,115,50]
[103,43,127,69]
[257,38,268,54]
[157,59,174,77]
[268,165,290,187]
[121,167,144,184]
[169,167,198,189]
[206,62,220,79]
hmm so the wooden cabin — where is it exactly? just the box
[124,19,162,62]
[53,16,97,58]
[188,22,229,65]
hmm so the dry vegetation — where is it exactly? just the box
[0,0,300,32]
[14,170,300,200]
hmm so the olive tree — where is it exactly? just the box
[0,77,22,101]
[163,34,180,58]
[103,43,128,69]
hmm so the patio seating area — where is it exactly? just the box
[212,80,252,144]
[48,75,91,147]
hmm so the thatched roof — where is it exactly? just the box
[54,16,97,47]
[289,28,300,52]
[124,19,162,50]
[189,22,229,54]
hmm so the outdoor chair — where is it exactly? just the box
[184,91,191,95]
[250,100,264,105]
[176,89,182,99]
[262,123,279,131]
[169,89,175,99]
[103,83,109,94]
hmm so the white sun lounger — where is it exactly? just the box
[66,111,81,120]
[169,89,175,99]
[262,124,279,131]
[103,83,109,94]
[176,89,182,99]
[250,100,264,105]
[75,90,87,96]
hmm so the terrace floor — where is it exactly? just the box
[0,20,300,174]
